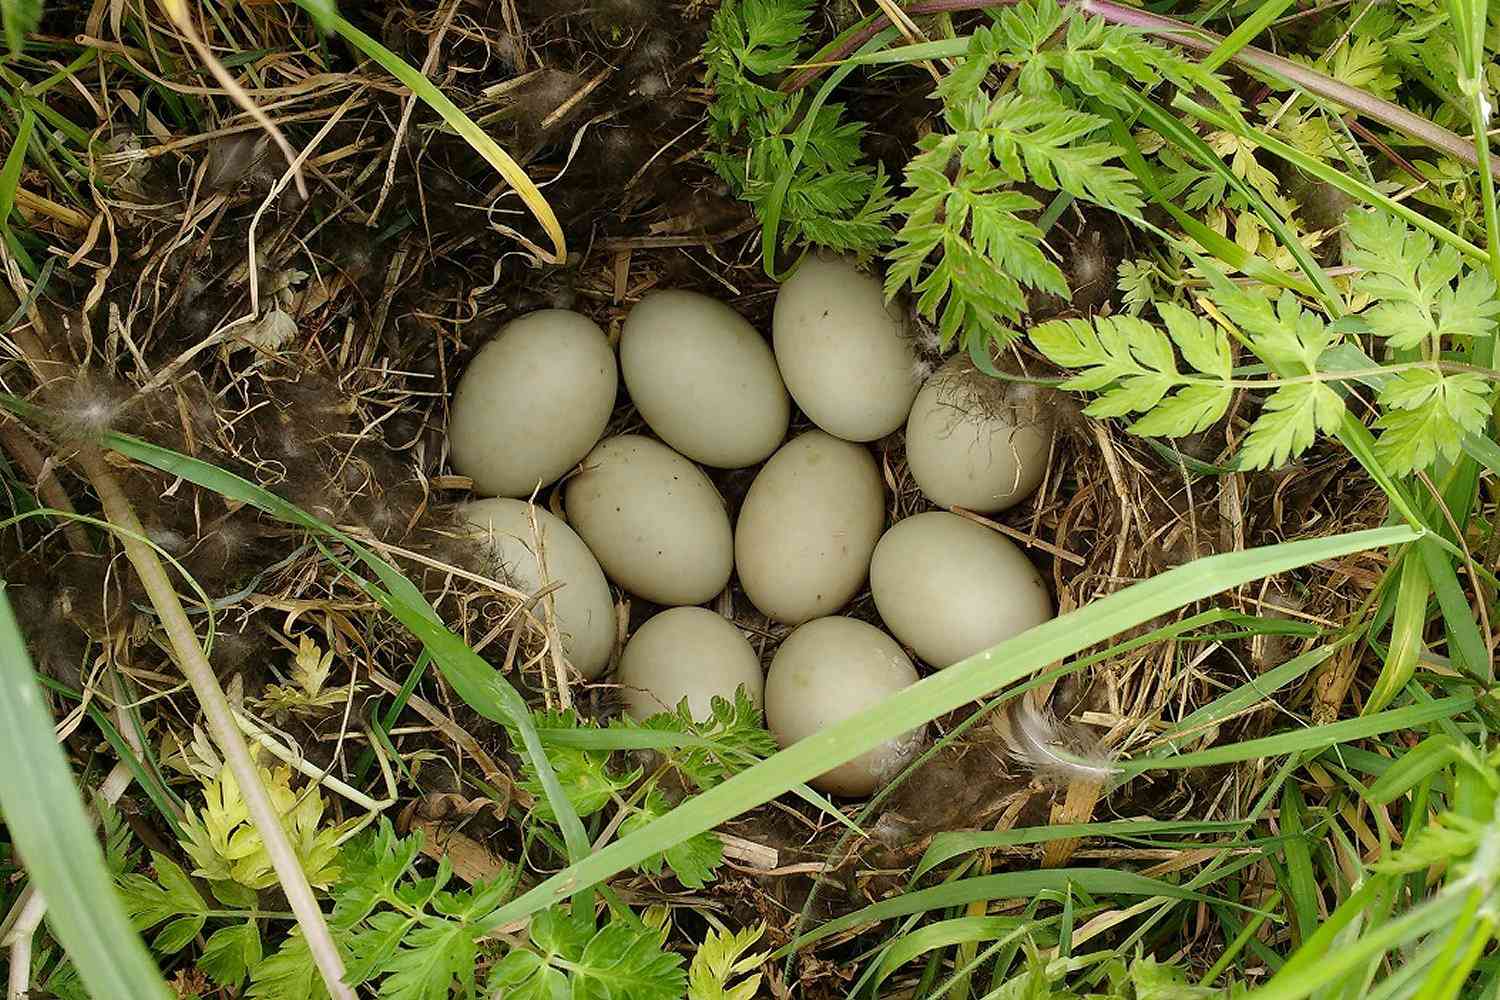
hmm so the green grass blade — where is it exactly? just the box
[776,869,1235,959]
[861,917,1040,997]
[1278,783,1320,947]
[0,105,34,231]
[0,591,173,1000]
[1120,696,1472,774]
[1200,0,1300,71]
[481,523,1418,927]
[1249,888,1468,1000]
[917,820,1251,879]
[1150,645,1338,754]
[1416,536,1488,682]
[1368,550,1429,714]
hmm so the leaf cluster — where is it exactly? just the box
[703,0,894,253]
[179,764,348,890]
[118,851,263,990]
[488,904,686,1000]
[249,820,520,1000]
[517,691,773,888]
[887,0,1238,351]
[1033,208,1500,476]
[258,633,357,716]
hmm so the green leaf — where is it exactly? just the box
[152,914,206,955]
[332,819,423,928]
[495,909,685,1000]
[1374,813,1486,874]
[1345,207,1500,352]
[614,688,776,791]
[1236,383,1344,470]
[1127,384,1232,438]
[117,851,208,934]
[380,920,476,1000]
[517,710,640,820]
[198,921,262,989]
[689,923,767,1000]
[573,921,688,1000]
[621,790,725,888]
[248,930,332,1000]
[1374,370,1490,474]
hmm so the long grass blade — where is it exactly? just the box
[480,524,1418,927]
[0,591,172,999]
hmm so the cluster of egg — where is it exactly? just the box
[448,256,1055,797]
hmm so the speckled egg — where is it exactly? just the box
[764,616,923,796]
[461,498,614,678]
[772,255,921,442]
[617,607,764,720]
[620,290,790,468]
[564,435,734,605]
[734,431,885,625]
[870,511,1052,668]
[448,310,617,497]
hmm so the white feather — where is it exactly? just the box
[999,698,1120,787]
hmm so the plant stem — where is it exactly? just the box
[0,284,353,999]
[782,0,1500,181]
[74,444,354,999]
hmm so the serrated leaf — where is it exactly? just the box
[380,920,476,1000]
[343,910,413,986]
[499,908,686,1000]
[517,711,640,819]
[198,921,262,989]
[332,819,423,928]
[1158,302,1231,378]
[1128,384,1233,438]
[574,921,688,1000]
[689,923,768,1000]
[152,914,206,954]
[117,851,208,933]
[613,688,775,791]
[1373,370,1489,475]
[247,930,332,1000]
[1236,383,1344,470]
[621,790,724,888]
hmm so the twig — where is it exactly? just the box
[76,442,354,999]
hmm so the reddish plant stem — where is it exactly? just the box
[780,0,1499,180]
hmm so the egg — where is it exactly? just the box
[905,357,1053,512]
[620,290,790,468]
[764,616,923,796]
[448,310,617,498]
[772,255,921,441]
[616,607,763,720]
[734,430,885,624]
[869,511,1052,668]
[461,498,614,678]
[564,435,734,605]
